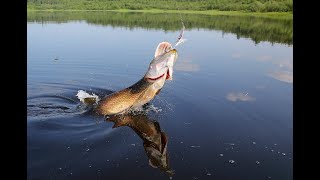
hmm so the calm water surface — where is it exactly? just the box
[27,12,292,180]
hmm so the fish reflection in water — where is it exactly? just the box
[105,109,174,176]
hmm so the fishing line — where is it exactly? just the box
[177,5,185,28]
[173,6,187,48]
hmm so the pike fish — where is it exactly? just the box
[94,42,178,116]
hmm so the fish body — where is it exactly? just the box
[94,42,178,116]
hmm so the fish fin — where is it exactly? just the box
[106,115,131,128]
[149,160,158,168]
[166,169,175,176]
[154,42,173,58]
[112,120,128,128]
[83,97,98,105]
[160,132,168,154]
[153,121,161,132]
[155,89,162,95]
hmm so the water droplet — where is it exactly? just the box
[278,151,280,154]
[86,148,90,152]
[59,167,62,170]
[219,154,224,157]
[180,141,183,144]
[131,144,136,146]
[70,172,73,175]
[256,161,260,165]
[125,158,128,160]
[282,153,286,156]
[225,143,235,146]
[252,142,256,145]
[206,173,212,176]
[169,177,173,180]
[270,149,274,152]
[89,164,92,168]
[190,145,200,148]
[67,146,70,149]
[83,138,87,141]
[229,160,235,164]
[274,144,277,146]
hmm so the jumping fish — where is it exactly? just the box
[94,42,178,116]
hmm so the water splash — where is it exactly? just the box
[76,90,100,104]
[145,104,163,113]
[129,104,163,115]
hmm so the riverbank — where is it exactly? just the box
[27,9,292,20]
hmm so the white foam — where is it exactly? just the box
[76,90,100,104]
[130,104,163,114]
[146,104,162,113]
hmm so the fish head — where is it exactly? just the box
[145,42,178,85]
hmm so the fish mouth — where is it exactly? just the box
[146,73,165,81]
[146,69,170,81]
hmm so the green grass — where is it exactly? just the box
[27,0,293,12]
[27,8,292,20]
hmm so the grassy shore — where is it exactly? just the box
[27,8,292,20]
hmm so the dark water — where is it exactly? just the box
[27,11,292,180]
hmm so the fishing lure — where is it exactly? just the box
[174,22,186,47]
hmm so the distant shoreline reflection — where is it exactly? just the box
[27,11,292,45]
